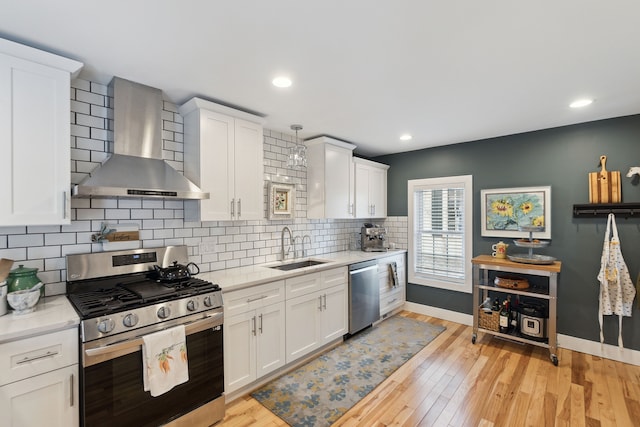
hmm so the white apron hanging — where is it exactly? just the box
[596,213,636,348]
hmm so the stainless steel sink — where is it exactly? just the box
[268,259,330,271]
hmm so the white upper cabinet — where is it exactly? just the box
[180,98,265,221]
[306,137,356,219]
[0,38,82,226]
[354,157,389,218]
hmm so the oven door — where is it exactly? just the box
[80,312,223,427]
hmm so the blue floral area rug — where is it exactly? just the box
[251,315,445,427]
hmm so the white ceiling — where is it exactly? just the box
[1,1,640,157]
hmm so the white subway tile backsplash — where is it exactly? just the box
[76,209,105,221]
[71,124,91,138]
[9,234,44,248]
[0,248,27,261]
[75,89,105,106]
[45,233,77,246]
[76,113,105,128]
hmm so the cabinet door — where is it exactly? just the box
[324,144,354,218]
[369,166,387,217]
[233,118,264,220]
[321,284,348,344]
[198,110,234,221]
[0,364,78,427]
[256,302,286,378]
[224,311,257,393]
[0,54,71,225]
[285,291,322,363]
[354,162,371,218]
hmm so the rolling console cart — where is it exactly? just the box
[471,255,562,365]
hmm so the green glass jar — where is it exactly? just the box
[6,265,44,297]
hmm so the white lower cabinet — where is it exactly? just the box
[378,253,407,316]
[224,282,286,394]
[285,267,348,363]
[0,365,78,427]
[0,327,79,427]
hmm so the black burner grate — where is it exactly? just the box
[67,275,221,319]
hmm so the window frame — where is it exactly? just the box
[407,175,473,293]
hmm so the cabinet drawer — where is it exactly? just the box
[286,272,322,299]
[224,280,285,317]
[0,328,78,386]
[380,288,404,314]
[322,267,347,288]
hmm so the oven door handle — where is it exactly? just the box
[83,312,223,365]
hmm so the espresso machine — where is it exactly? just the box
[361,223,388,252]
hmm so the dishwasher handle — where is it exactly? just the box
[349,264,378,275]
[348,259,378,275]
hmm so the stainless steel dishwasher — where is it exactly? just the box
[348,260,380,335]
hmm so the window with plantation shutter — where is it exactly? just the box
[408,175,473,293]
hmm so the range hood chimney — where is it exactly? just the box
[72,77,209,200]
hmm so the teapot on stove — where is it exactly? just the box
[153,261,199,282]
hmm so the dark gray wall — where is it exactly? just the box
[374,114,640,350]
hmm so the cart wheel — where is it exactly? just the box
[551,354,558,366]
[472,334,477,344]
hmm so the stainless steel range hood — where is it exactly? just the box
[72,77,209,200]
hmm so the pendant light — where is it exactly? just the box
[287,124,307,169]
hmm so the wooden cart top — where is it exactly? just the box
[471,254,561,273]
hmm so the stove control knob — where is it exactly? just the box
[203,296,212,307]
[123,313,139,327]
[157,306,171,319]
[187,300,199,312]
[97,318,115,334]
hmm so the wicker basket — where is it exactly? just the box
[478,309,500,332]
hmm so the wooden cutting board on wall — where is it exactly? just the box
[589,155,621,203]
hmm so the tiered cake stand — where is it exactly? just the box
[507,226,556,265]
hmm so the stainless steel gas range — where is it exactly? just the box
[66,246,224,427]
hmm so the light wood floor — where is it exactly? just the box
[219,311,640,427]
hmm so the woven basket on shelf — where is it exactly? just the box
[478,309,500,332]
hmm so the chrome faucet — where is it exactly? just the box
[302,235,311,257]
[281,226,293,260]
[292,235,302,258]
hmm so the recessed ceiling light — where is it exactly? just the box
[570,98,593,108]
[400,134,412,141]
[272,76,292,88]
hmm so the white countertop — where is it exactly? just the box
[0,295,79,343]
[0,250,405,343]
[199,250,406,293]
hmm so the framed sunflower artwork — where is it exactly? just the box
[480,186,551,239]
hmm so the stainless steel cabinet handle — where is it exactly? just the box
[230,199,235,217]
[16,350,59,365]
[252,316,256,336]
[258,313,263,334]
[247,295,267,303]
[70,373,74,407]
[318,296,323,311]
[349,203,353,215]
[63,191,69,219]
[322,294,327,310]
[237,199,241,218]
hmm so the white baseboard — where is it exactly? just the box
[557,333,640,366]
[404,302,473,325]
[404,302,640,366]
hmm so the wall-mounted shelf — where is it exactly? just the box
[573,203,640,218]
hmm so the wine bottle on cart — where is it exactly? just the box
[499,299,510,333]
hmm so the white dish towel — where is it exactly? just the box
[142,325,189,397]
